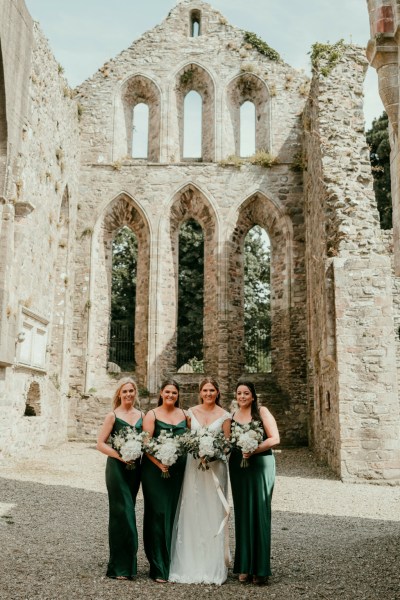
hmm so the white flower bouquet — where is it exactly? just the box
[144,430,184,478]
[181,428,231,471]
[230,420,264,467]
[111,428,147,470]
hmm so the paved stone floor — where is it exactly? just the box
[0,443,399,599]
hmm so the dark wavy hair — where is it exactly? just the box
[235,379,260,421]
[199,377,221,406]
[158,378,180,407]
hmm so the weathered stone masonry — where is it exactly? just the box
[0,0,399,483]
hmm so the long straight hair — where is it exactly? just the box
[199,377,221,406]
[236,379,260,421]
[112,377,138,410]
[158,378,180,407]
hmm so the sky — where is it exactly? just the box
[24,0,383,128]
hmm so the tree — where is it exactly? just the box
[109,226,138,370]
[244,226,271,372]
[177,219,204,369]
[366,111,392,229]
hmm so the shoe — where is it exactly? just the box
[154,578,167,583]
[239,574,249,583]
[253,576,268,585]
[115,576,129,580]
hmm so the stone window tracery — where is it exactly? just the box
[176,64,215,162]
[87,195,150,389]
[227,74,270,156]
[166,186,218,375]
[228,193,292,389]
[116,75,161,162]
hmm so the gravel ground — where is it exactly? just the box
[0,443,399,600]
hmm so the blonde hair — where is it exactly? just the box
[112,377,139,410]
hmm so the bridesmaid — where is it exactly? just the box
[229,379,280,585]
[141,379,187,583]
[96,377,143,580]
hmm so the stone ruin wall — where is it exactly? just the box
[0,13,80,455]
[70,0,310,444]
[305,45,400,481]
[0,0,398,482]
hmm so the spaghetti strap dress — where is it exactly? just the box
[105,415,143,578]
[169,409,231,584]
[228,419,275,577]
[141,414,187,580]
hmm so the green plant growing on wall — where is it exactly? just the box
[249,150,276,168]
[243,31,281,62]
[309,39,346,77]
[218,155,245,169]
[291,151,306,172]
[187,357,204,373]
[180,69,194,86]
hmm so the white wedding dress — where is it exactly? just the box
[169,409,231,585]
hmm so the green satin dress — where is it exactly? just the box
[141,417,187,581]
[105,415,142,579]
[229,421,276,578]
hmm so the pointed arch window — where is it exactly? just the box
[109,226,138,371]
[190,10,201,37]
[183,91,202,159]
[244,225,271,373]
[240,101,256,157]
[132,103,149,159]
[177,219,204,371]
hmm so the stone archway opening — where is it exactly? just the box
[177,218,204,372]
[244,225,271,373]
[24,382,41,417]
[87,195,150,388]
[108,225,138,372]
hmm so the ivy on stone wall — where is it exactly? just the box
[309,39,346,77]
[243,31,281,62]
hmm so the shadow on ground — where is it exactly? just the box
[1,475,399,600]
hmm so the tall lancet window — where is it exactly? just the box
[109,226,138,371]
[132,103,149,159]
[240,101,256,157]
[183,91,202,159]
[190,10,201,37]
[177,219,204,371]
[244,225,271,373]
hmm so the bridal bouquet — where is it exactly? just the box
[230,420,264,467]
[181,428,231,471]
[144,430,183,478]
[111,428,147,470]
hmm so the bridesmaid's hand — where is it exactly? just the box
[242,451,253,459]
[159,463,169,474]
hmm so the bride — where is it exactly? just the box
[169,377,231,585]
